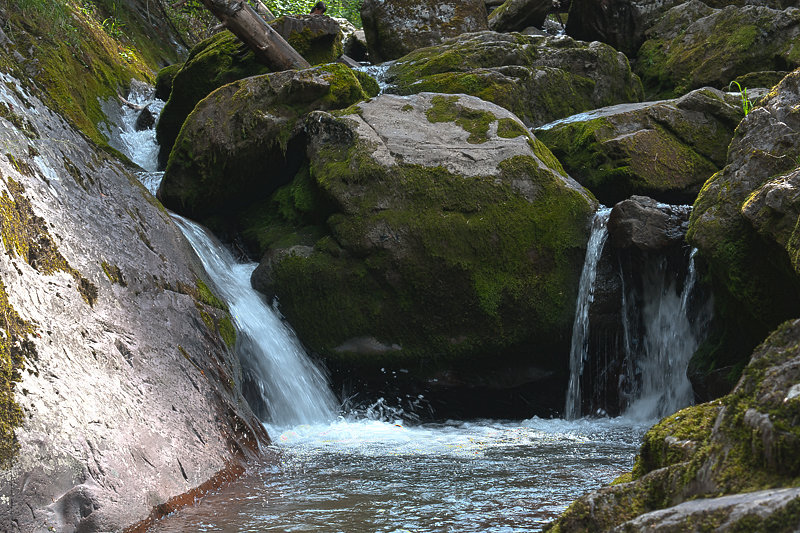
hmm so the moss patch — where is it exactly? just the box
[0,278,35,468]
[425,95,496,144]
[0,174,97,306]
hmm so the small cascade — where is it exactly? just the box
[112,87,338,427]
[565,208,612,420]
[173,217,338,426]
[622,249,708,421]
[565,202,712,420]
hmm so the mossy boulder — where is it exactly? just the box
[384,31,644,127]
[154,62,182,101]
[250,92,597,417]
[547,317,800,531]
[269,15,344,66]
[687,68,800,392]
[155,31,270,169]
[636,1,800,98]
[535,87,743,205]
[488,0,552,32]
[157,63,367,222]
[360,0,489,63]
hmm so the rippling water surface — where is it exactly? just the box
[151,416,648,532]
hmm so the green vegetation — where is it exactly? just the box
[0,278,36,469]
[728,80,753,115]
[264,0,363,27]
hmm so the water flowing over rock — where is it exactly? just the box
[157,63,368,226]
[385,31,644,128]
[687,67,800,394]
[536,87,743,205]
[250,92,597,418]
[636,1,800,97]
[564,197,711,419]
[0,74,267,531]
[360,0,489,63]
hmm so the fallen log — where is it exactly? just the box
[199,0,311,71]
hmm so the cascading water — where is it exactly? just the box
[172,216,338,425]
[622,249,707,421]
[113,85,647,532]
[565,208,611,419]
[108,82,337,426]
[565,204,712,421]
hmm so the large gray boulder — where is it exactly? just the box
[385,31,644,128]
[249,92,597,418]
[360,0,489,63]
[0,71,266,530]
[535,87,743,205]
[637,2,800,97]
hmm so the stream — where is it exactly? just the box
[111,85,653,532]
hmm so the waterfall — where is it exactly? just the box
[173,217,338,426]
[623,249,707,421]
[565,207,712,421]
[565,208,611,420]
[111,85,338,427]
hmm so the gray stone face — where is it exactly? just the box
[614,488,800,531]
[0,70,266,531]
[360,0,489,63]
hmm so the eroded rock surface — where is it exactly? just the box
[0,69,266,532]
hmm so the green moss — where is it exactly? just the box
[195,279,227,311]
[0,175,97,306]
[425,95,496,144]
[353,69,380,98]
[155,62,183,101]
[100,261,126,286]
[156,31,271,166]
[282,23,343,65]
[0,278,36,469]
[497,118,527,139]
[218,316,237,349]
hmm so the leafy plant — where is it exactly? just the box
[263,0,363,27]
[728,80,753,116]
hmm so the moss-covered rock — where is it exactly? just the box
[636,2,800,98]
[361,0,489,63]
[548,317,800,531]
[158,63,367,223]
[385,31,644,127]
[155,31,271,169]
[269,14,344,66]
[154,62,183,101]
[536,87,743,205]
[250,93,597,417]
[687,68,800,392]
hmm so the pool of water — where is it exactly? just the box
[149,416,648,532]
